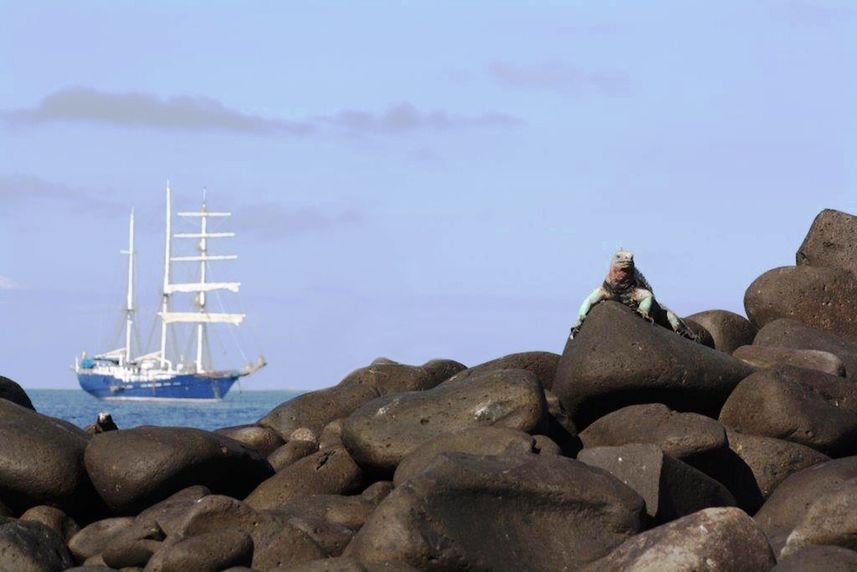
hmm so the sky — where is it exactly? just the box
[1,1,856,390]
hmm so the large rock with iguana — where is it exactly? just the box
[341,369,547,474]
[554,302,754,428]
[346,452,646,570]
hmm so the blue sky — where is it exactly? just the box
[1,1,855,389]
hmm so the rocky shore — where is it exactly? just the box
[4,208,857,570]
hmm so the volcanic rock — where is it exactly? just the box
[0,399,94,514]
[84,426,273,514]
[215,424,285,457]
[582,507,775,571]
[755,318,857,380]
[733,345,845,376]
[0,374,34,410]
[773,545,857,572]
[685,310,757,354]
[277,494,379,557]
[245,447,364,511]
[393,426,546,486]
[578,444,735,523]
[719,366,857,456]
[268,440,318,472]
[579,403,727,464]
[319,419,345,449]
[68,517,136,563]
[442,351,560,390]
[102,538,161,568]
[144,529,252,571]
[755,456,857,554]
[286,558,419,572]
[19,505,79,542]
[347,452,646,570]
[420,358,467,385]
[0,520,75,571]
[342,369,547,473]
[744,265,857,343]
[130,485,209,538]
[555,302,754,427]
[543,389,581,455]
[796,208,857,273]
[780,477,857,557]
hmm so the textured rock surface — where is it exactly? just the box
[348,453,646,570]
[0,399,94,514]
[214,424,285,457]
[68,517,136,562]
[755,318,857,380]
[245,447,364,511]
[342,369,547,473]
[796,208,857,273]
[685,310,757,354]
[780,477,857,557]
[733,344,846,376]
[719,366,857,455]
[442,351,560,390]
[0,520,75,572]
[268,439,318,472]
[0,374,35,410]
[773,545,857,572]
[745,265,857,343]
[393,426,545,486]
[582,507,775,571]
[19,505,79,542]
[755,457,857,554]
[555,302,754,427]
[84,426,273,513]
[144,529,253,571]
[130,485,209,538]
[578,444,735,523]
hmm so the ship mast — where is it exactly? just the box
[122,209,135,363]
[196,190,209,372]
[159,182,172,369]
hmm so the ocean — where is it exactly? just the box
[28,389,304,431]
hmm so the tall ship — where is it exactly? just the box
[74,184,265,400]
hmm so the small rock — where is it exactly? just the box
[0,520,74,571]
[319,419,345,450]
[0,374,35,409]
[796,209,857,273]
[68,517,136,563]
[19,505,79,542]
[268,440,319,472]
[578,444,736,523]
[582,507,775,571]
[685,310,757,354]
[342,369,547,474]
[755,318,857,380]
[215,424,285,457]
[420,359,467,385]
[719,365,857,455]
[781,477,857,557]
[143,529,252,571]
[130,485,209,538]
[555,302,754,427]
[442,351,560,390]
[245,448,364,511]
[773,544,857,572]
[102,538,161,569]
[733,345,845,376]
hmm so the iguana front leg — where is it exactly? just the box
[634,289,655,322]
[570,287,606,338]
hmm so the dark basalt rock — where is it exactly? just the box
[578,403,728,464]
[347,452,646,570]
[342,369,547,474]
[755,456,857,555]
[0,520,75,571]
[779,477,857,558]
[582,507,775,571]
[285,558,420,572]
[685,310,757,354]
[0,374,34,410]
[578,444,736,524]
[773,545,857,572]
[733,345,846,376]
[102,538,161,569]
[555,302,754,427]
[393,426,546,486]
[19,505,79,542]
[543,389,581,455]
[719,366,857,456]
[420,358,467,385]
[277,494,381,557]
[68,517,136,563]
[84,426,273,514]
[130,485,209,538]
[170,494,325,569]
[755,318,857,380]
[143,529,252,571]
[319,419,345,449]
[268,439,319,472]
[245,448,364,511]
[0,399,95,515]
[338,362,440,395]
[744,265,857,343]
[215,424,285,457]
[442,351,560,390]
[796,209,857,273]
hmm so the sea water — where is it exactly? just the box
[28,389,303,431]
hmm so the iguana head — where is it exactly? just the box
[606,249,636,291]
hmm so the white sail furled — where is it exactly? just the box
[159,311,245,325]
[173,232,235,239]
[164,282,240,294]
[170,255,237,262]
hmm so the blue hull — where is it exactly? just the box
[77,372,239,400]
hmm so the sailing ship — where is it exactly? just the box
[74,183,265,400]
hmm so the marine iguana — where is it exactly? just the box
[570,250,700,341]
